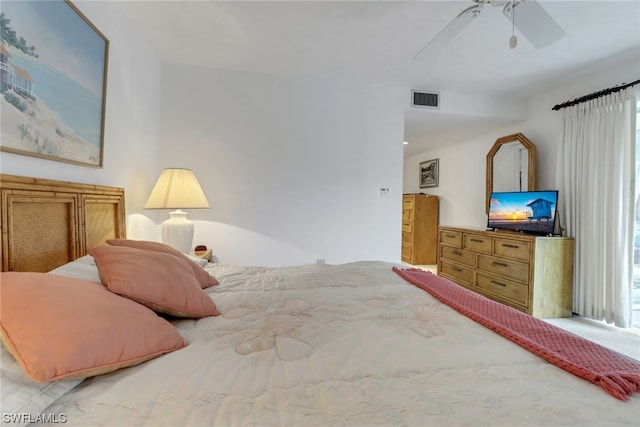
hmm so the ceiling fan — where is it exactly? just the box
[414,0,565,58]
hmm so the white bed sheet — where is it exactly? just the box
[20,260,640,425]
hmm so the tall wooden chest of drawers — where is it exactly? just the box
[437,226,574,318]
[401,194,439,265]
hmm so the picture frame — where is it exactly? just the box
[0,0,109,168]
[419,158,439,188]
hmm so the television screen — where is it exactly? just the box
[487,191,559,235]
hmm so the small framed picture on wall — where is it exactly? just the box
[419,158,439,188]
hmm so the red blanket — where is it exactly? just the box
[393,267,640,401]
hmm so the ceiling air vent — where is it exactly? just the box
[411,90,440,109]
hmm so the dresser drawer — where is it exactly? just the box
[437,226,574,318]
[403,196,415,210]
[476,272,529,306]
[402,221,413,233]
[440,260,474,285]
[439,230,462,248]
[402,208,414,222]
[401,244,412,262]
[477,255,529,283]
[440,246,475,268]
[463,234,491,254]
[493,238,530,262]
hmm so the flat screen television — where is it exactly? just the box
[487,190,559,235]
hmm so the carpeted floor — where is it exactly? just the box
[405,263,640,361]
[544,316,640,361]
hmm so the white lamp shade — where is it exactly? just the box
[145,168,209,253]
[145,168,209,209]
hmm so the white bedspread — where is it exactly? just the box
[39,261,638,426]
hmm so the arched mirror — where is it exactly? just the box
[486,133,536,213]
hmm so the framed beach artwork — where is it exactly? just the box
[0,0,108,167]
[419,158,439,188]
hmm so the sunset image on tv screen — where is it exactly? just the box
[488,191,558,233]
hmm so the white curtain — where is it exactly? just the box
[556,87,637,328]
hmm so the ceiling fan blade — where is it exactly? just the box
[508,0,565,48]
[414,5,482,59]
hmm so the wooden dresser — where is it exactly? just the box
[437,226,574,318]
[402,194,439,265]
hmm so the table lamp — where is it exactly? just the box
[145,168,209,253]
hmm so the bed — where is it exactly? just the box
[1,174,638,426]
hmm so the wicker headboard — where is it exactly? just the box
[1,174,126,272]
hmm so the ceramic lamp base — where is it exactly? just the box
[162,209,194,254]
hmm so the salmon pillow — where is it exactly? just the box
[0,272,187,383]
[90,245,220,318]
[106,239,219,289]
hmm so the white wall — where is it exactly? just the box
[8,3,632,267]
[0,2,419,268]
[0,2,163,238]
[404,55,640,229]
[159,65,406,266]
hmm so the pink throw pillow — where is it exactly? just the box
[106,239,219,288]
[0,272,187,382]
[90,245,220,318]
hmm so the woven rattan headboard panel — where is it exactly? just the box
[1,174,126,272]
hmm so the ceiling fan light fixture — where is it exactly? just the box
[414,0,564,59]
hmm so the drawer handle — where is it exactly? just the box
[502,243,519,249]
[453,267,463,272]
[470,238,484,243]
[492,261,508,268]
[452,250,462,256]
[445,234,456,239]
[491,280,507,287]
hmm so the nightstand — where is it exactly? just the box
[190,248,213,262]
